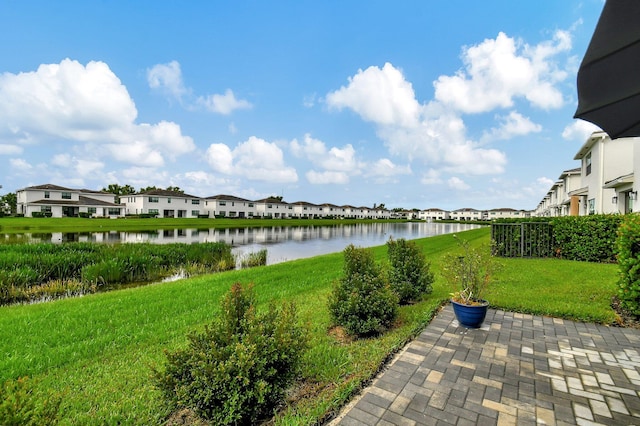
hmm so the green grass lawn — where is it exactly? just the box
[0,227,621,424]
[0,216,405,235]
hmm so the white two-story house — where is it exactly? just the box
[254,197,292,218]
[570,131,638,215]
[122,189,204,218]
[16,184,124,218]
[204,195,255,218]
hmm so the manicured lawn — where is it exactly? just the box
[0,216,405,235]
[0,227,620,424]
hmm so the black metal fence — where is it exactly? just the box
[491,222,554,258]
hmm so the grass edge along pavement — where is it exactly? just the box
[0,227,620,424]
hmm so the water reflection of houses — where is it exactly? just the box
[14,222,475,246]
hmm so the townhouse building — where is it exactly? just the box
[419,208,450,221]
[204,195,255,218]
[16,184,124,218]
[535,131,639,217]
[254,197,293,219]
[486,208,528,220]
[15,183,534,222]
[123,189,204,218]
[450,208,483,221]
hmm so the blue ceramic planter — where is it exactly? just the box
[451,299,489,328]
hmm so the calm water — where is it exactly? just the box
[0,222,481,265]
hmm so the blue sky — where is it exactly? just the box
[0,1,605,210]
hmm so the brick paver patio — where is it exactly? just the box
[330,305,640,425]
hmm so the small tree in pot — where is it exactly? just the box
[441,236,501,327]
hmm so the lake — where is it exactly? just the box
[0,222,480,265]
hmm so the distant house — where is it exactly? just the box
[419,208,450,221]
[204,195,255,218]
[450,208,482,221]
[122,189,204,218]
[290,201,320,218]
[487,208,525,220]
[254,197,291,218]
[16,184,124,218]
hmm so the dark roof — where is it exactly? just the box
[489,207,517,212]
[254,197,287,203]
[24,184,74,191]
[205,194,251,202]
[137,189,200,198]
[29,195,120,207]
[453,208,480,212]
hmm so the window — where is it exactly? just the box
[168,198,171,203]
[248,203,254,207]
[44,191,50,199]
[88,207,97,214]
[191,210,199,216]
[267,204,273,208]
[192,199,200,205]
[41,206,51,213]
[232,202,235,206]
[149,209,159,215]
[108,208,121,216]
[588,198,595,215]
[586,152,592,176]
[62,192,72,200]
[219,201,226,206]
[149,196,159,203]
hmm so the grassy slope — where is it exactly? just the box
[0,227,620,424]
[0,217,403,234]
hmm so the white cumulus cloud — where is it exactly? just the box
[327,63,508,177]
[206,136,297,183]
[0,144,22,155]
[482,111,542,142]
[562,119,601,142]
[147,60,188,100]
[326,62,420,127]
[306,170,349,184]
[198,89,252,115]
[448,176,470,190]
[0,59,195,167]
[434,31,571,113]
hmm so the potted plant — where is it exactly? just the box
[441,236,500,328]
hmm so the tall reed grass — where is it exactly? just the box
[0,242,235,305]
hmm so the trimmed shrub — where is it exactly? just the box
[616,214,640,315]
[386,237,434,304]
[154,283,307,424]
[328,245,398,336]
[0,377,61,425]
[552,215,622,262]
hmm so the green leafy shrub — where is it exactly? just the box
[616,214,640,315]
[552,215,622,262]
[386,237,434,304]
[154,283,307,424]
[0,377,61,425]
[328,245,398,336]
